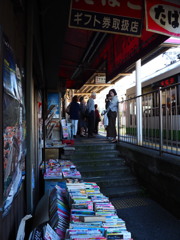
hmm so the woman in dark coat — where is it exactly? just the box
[69,95,80,138]
[94,104,101,134]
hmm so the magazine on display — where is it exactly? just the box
[43,224,60,240]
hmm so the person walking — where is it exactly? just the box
[86,92,96,138]
[94,104,101,134]
[106,89,118,143]
[69,95,80,138]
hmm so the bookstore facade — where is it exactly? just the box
[0,1,45,239]
[0,0,180,239]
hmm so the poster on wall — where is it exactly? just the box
[47,93,60,118]
[3,36,26,212]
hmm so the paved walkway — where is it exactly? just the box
[74,133,180,240]
[112,196,180,240]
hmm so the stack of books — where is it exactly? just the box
[49,186,70,239]
[94,202,117,216]
[44,159,81,180]
[64,182,133,240]
[66,178,84,184]
[62,168,81,179]
[44,159,63,180]
[42,160,133,239]
[65,228,106,240]
[59,160,74,168]
[66,183,93,210]
[62,164,81,179]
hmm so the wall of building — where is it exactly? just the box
[0,0,26,66]
[0,1,27,239]
[117,143,180,218]
[0,0,45,239]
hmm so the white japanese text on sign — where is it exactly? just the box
[69,0,142,36]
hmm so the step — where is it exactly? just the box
[73,157,125,168]
[79,166,131,178]
[74,143,117,151]
[100,185,143,199]
[67,142,144,200]
[82,176,138,188]
[71,150,120,160]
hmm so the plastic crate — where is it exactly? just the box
[62,139,74,145]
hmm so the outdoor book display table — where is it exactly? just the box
[29,159,133,240]
[44,159,81,192]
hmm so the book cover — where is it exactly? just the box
[44,223,60,240]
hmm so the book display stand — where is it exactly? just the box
[28,158,133,240]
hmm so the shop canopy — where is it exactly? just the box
[39,0,180,94]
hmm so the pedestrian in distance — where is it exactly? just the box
[104,93,112,138]
[105,93,111,110]
[94,104,101,135]
[69,95,80,138]
[105,89,118,143]
[86,92,96,138]
[78,96,87,137]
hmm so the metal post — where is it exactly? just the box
[159,88,163,155]
[117,103,120,142]
[26,0,34,213]
[136,59,142,145]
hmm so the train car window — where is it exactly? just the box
[161,87,177,115]
[142,74,179,116]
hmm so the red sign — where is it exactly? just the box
[71,0,142,18]
[145,0,180,37]
[69,0,143,36]
[160,77,176,87]
[88,21,168,83]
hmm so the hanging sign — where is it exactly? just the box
[145,0,180,37]
[69,0,143,37]
[95,75,106,84]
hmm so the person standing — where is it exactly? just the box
[104,93,111,139]
[69,95,80,138]
[94,104,101,134]
[86,92,96,138]
[106,89,118,143]
[79,96,87,136]
[105,93,111,110]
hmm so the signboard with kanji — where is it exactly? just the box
[145,0,180,37]
[69,0,143,37]
[95,75,106,83]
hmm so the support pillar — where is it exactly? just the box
[136,59,142,145]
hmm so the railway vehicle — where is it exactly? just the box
[125,61,180,141]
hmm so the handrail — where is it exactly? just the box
[117,82,180,156]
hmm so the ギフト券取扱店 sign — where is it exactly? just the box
[145,0,180,37]
[69,0,143,37]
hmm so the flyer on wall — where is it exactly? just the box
[2,35,26,213]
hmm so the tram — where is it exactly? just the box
[125,61,180,141]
